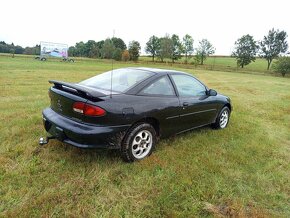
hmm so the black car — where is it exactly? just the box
[40,67,232,162]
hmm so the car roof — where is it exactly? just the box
[126,67,190,76]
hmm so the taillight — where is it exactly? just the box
[73,102,85,114]
[84,104,106,116]
[73,102,106,116]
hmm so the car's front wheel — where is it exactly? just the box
[121,123,157,162]
[212,106,230,129]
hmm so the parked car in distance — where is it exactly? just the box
[40,68,232,162]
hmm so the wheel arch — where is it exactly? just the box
[212,102,232,124]
[224,103,232,112]
[130,117,160,138]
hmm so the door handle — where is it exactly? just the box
[183,102,189,107]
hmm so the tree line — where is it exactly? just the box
[67,29,289,75]
[68,38,140,61]
[0,41,40,55]
[145,34,215,65]
[67,34,215,65]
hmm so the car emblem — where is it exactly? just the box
[57,99,63,111]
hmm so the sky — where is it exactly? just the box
[1,0,289,55]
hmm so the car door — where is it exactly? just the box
[170,74,218,132]
[137,75,181,137]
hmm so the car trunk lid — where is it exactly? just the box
[49,80,107,122]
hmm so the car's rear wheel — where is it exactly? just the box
[121,123,156,162]
[212,106,230,129]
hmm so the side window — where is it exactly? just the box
[139,76,175,96]
[171,74,206,97]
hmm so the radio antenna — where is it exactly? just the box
[110,29,115,99]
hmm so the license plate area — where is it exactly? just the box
[44,118,66,141]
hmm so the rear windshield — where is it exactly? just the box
[79,69,154,93]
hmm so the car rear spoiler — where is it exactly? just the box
[49,80,106,101]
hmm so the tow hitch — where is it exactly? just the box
[39,136,55,145]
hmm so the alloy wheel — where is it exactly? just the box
[131,130,153,159]
[219,110,229,128]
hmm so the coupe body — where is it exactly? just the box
[41,67,232,161]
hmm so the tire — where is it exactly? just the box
[212,106,230,129]
[121,123,157,162]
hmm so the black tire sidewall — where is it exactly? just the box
[121,123,156,162]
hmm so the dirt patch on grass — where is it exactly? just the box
[281,95,290,100]
[282,107,290,114]
[140,154,167,169]
[203,201,271,217]
[238,87,261,95]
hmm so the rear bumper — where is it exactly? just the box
[42,108,131,149]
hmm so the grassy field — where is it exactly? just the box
[139,56,279,75]
[0,55,290,217]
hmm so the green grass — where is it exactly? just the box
[0,55,290,217]
[139,56,279,75]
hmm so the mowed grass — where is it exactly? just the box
[0,55,290,217]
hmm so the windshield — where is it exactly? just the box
[79,68,155,93]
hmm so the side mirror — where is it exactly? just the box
[208,89,217,96]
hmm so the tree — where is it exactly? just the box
[96,40,105,58]
[122,50,130,61]
[158,34,173,62]
[68,46,77,57]
[232,34,258,68]
[75,41,87,57]
[85,40,99,58]
[111,37,126,50]
[23,45,40,55]
[113,48,122,61]
[260,28,288,70]
[145,35,160,62]
[101,38,115,59]
[193,54,201,66]
[272,56,290,77]
[128,41,141,61]
[170,34,182,63]
[0,41,25,55]
[10,48,15,57]
[182,34,194,64]
[0,42,9,53]
[196,39,215,65]
[14,45,24,54]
